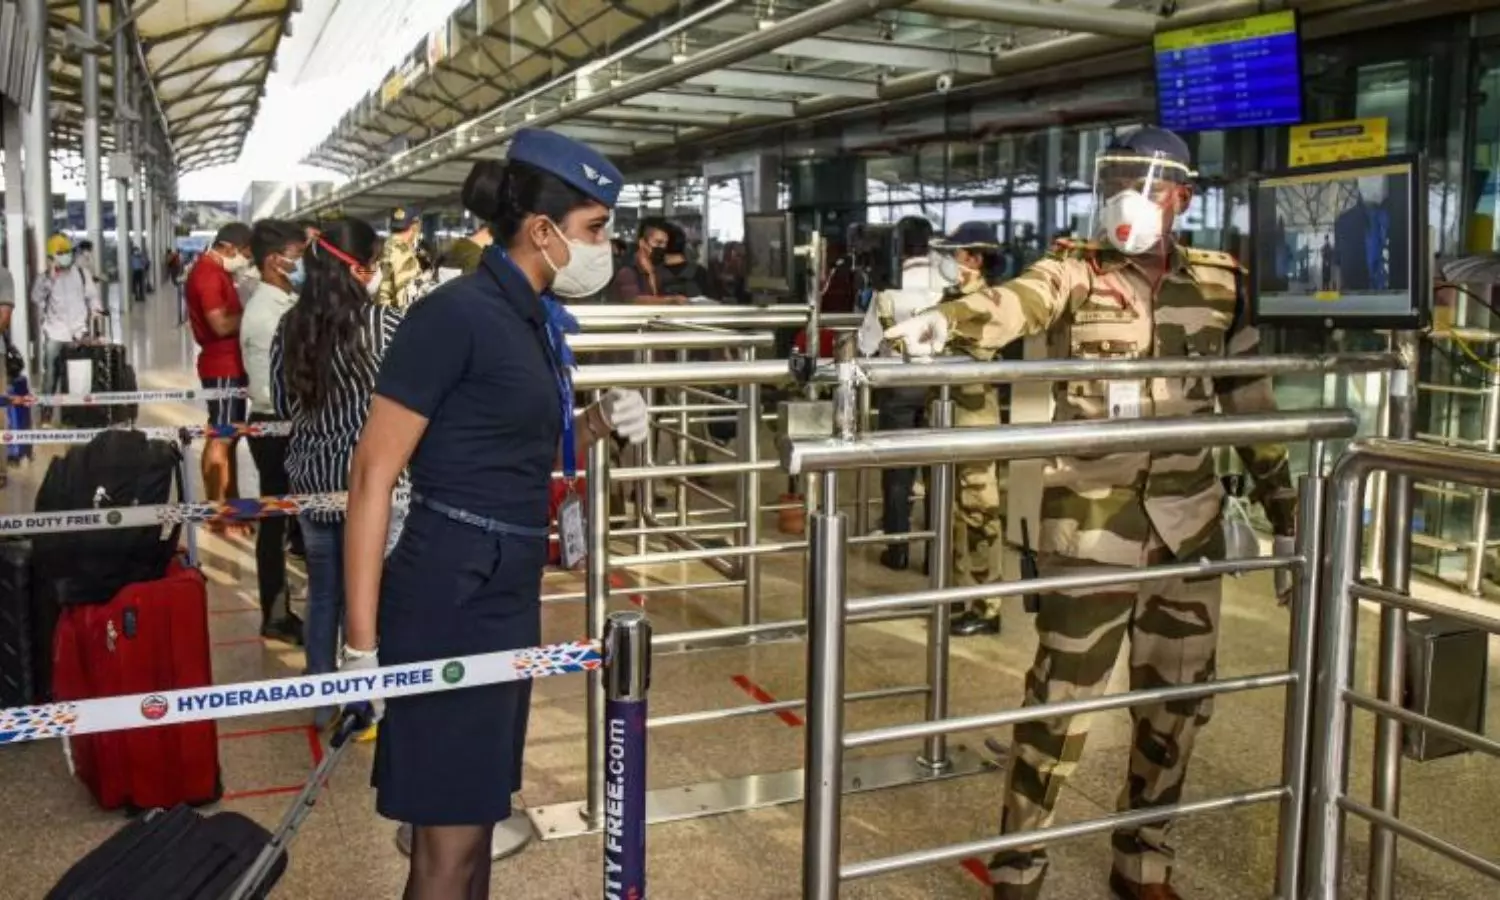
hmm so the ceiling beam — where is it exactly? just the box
[685,68,878,99]
[624,91,795,118]
[774,37,993,76]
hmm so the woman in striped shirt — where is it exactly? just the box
[271,217,402,728]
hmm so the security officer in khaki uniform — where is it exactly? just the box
[932,222,1006,636]
[378,206,424,309]
[886,127,1297,900]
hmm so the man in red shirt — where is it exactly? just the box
[186,222,254,534]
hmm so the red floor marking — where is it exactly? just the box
[961,858,993,886]
[730,674,803,727]
[609,571,645,607]
[219,724,310,741]
[222,784,302,802]
[305,724,324,766]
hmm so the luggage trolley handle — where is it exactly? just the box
[223,712,364,900]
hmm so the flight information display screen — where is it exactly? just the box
[1154,10,1303,133]
[1249,156,1425,329]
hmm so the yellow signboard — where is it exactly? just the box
[380,73,405,108]
[1154,9,1296,53]
[1288,118,1389,168]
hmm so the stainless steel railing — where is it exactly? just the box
[1306,438,1500,897]
[788,410,1360,898]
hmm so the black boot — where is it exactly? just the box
[261,611,304,645]
[952,609,1001,636]
[879,546,909,571]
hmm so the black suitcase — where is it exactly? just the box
[0,538,37,706]
[46,712,364,900]
[58,342,138,427]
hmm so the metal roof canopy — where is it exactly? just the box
[301,0,1412,219]
[44,0,295,174]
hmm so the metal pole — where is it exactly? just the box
[1306,461,1371,899]
[675,348,691,526]
[141,172,155,295]
[112,15,133,338]
[802,231,826,401]
[81,0,105,268]
[602,610,651,900]
[584,420,611,828]
[801,470,848,900]
[21,0,50,281]
[920,386,955,772]
[854,382,873,536]
[1466,344,1500,596]
[1276,440,1326,897]
[1368,332,1417,899]
[637,348,654,557]
[1,100,31,378]
[740,345,763,626]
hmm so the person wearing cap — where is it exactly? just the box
[931,221,1006,638]
[341,127,649,896]
[886,126,1297,900]
[377,205,424,309]
[32,234,104,396]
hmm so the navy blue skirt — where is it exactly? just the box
[372,504,547,825]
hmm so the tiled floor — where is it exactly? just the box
[1,289,1497,898]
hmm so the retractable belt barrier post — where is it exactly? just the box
[603,611,651,900]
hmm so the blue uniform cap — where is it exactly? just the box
[506,128,623,209]
[934,221,999,250]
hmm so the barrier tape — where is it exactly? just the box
[0,388,250,408]
[0,487,412,536]
[0,640,602,746]
[0,422,291,446]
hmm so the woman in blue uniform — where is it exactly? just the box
[341,128,649,899]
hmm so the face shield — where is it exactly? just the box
[1088,151,1194,255]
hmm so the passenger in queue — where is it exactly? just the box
[271,217,405,728]
[240,219,307,645]
[607,216,688,304]
[658,221,713,299]
[184,222,254,535]
[886,126,1298,900]
[33,234,104,397]
[341,128,649,899]
[932,222,1008,638]
[858,216,938,573]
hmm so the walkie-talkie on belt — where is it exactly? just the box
[1019,517,1042,613]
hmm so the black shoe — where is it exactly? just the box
[951,610,1001,637]
[879,546,909,571]
[261,614,304,645]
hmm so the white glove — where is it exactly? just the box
[1273,535,1296,604]
[883,310,950,358]
[601,388,649,445]
[340,646,383,731]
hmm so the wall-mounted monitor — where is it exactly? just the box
[1154,10,1303,133]
[1249,155,1426,330]
[744,213,795,293]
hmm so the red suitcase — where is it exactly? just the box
[52,559,221,811]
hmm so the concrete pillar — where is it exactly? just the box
[2,99,31,377]
[82,0,104,263]
[21,0,51,279]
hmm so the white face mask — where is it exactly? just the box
[935,254,960,286]
[365,270,384,298]
[1100,189,1165,255]
[221,252,248,274]
[541,222,614,298]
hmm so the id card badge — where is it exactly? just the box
[1107,380,1142,419]
[558,485,587,570]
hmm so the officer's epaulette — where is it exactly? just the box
[1047,238,1104,259]
[1183,246,1247,274]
